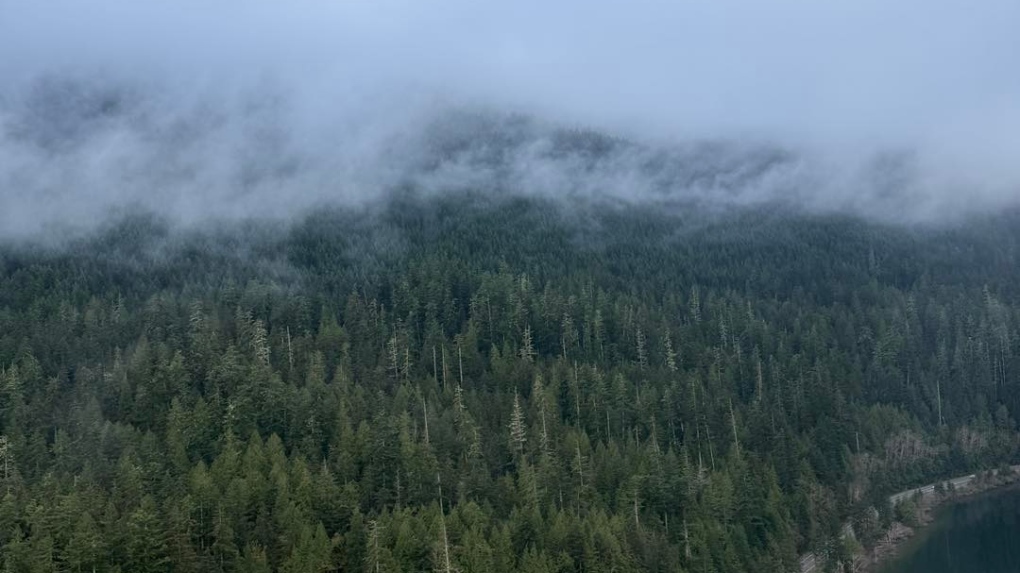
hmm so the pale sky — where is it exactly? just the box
[1,0,1018,234]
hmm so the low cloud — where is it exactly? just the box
[1,0,1018,237]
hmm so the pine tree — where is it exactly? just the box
[211,506,238,570]
[689,286,701,323]
[636,327,648,370]
[433,493,458,573]
[0,435,12,485]
[664,329,679,373]
[63,512,105,573]
[281,523,333,573]
[238,544,272,573]
[531,373,550,457]
[388,334,400,380]
[252,319,271,367]
[124,497,169,573]
[509,391,528,457]
[520,325,536,363]
[366,520,383,573]
[561,313,577,360]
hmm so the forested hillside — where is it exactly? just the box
[1,193,1019,572]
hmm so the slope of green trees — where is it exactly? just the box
[1,194,1018,572]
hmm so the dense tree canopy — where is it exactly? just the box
[1,194,1019,572]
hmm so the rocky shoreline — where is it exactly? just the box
[857,467,1020,572]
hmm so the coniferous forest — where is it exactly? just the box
[2,192,1020,572]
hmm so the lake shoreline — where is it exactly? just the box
[859,467,1020,573]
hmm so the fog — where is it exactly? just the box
[2,0,1019,237]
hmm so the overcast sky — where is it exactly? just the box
[1,0,1019,234]
[5,0,1018,137]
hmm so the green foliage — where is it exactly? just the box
[894,499,920,528]
[1,197,1020,571]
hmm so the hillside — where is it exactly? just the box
[1,194,1019,571]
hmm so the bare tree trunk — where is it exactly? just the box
[684,517,692,560]
[576,442,585,489]
[437,474,453,573]
[573,362,581,422]
[729,399,740,457]
[286,326,294,371]
[442,346,449,390]
[755,356,764,403]
[937,378,944,426]
[423,396,430,446]
[706,424,716,471]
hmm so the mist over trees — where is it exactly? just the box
[1,192,1019,571]
[2,75,1018,241]
[3,2,1020,571]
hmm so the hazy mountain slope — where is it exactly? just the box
[2,193,1019,572]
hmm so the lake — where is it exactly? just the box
[881,486,1020,573]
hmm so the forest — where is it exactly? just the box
[1,191,1019,572]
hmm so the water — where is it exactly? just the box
[881,486,1020,573]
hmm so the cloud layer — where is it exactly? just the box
[1,0,1019,236]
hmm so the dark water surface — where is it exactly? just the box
[881,486,1020,573]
